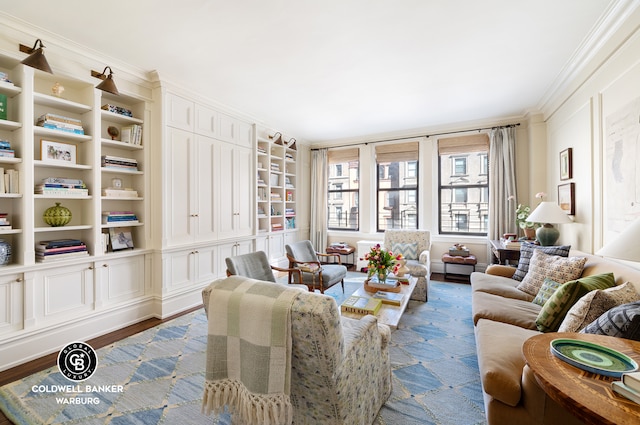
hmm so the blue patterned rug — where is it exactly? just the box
[0,276,486,425]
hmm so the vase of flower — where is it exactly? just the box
[377,268,389,283]
[363,244,401,283]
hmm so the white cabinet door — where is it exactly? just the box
[0,273,23,336]
[195,104,218,138]
[167,127,195,245]
[194,135,217,242]
[236,121,253,149]
[217,143,253,240]
[166,93,194,131]
[95,255,145,307]
[269,233,285,260]
[218,112,236,144]
[194,245,217,284]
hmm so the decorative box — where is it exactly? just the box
[449,246,470,257]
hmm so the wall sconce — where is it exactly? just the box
[269,131,283,145]
[288,137,297,150]
[91,66,119,95]
[19,39,53,74]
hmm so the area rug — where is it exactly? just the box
[0,277,486,425]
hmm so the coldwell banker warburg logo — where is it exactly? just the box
[57,341,98,381]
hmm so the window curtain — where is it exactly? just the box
[488,127,517,240]
[310,148,328,251]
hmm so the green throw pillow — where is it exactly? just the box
[536,273,616,332]
[532,278,563,306]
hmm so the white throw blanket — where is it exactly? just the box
[202,277,299,425]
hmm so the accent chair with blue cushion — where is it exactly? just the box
[285,240,347,293]
[225,250,308,290]
[383,229,431,301]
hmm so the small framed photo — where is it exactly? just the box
[560,148,572,180]
[41,139,76,164]
[109,227,134,251]
[558,183,575,215]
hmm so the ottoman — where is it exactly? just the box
[442,253,477,281]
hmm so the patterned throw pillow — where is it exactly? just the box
[512,243,571,282]
[536,273,616,332]
[392,242,418,260]
[532,278,563,306]
[581,301,640,341]
[516,250,586,297]
[559,282,640,332]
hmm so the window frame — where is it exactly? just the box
[327,148,360,231]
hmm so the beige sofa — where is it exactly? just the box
[471,249,640,425]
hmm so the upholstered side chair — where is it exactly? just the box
[285,240,347,293]
[225,250,307,290]
[383,229,431,301]
[202,276,392,424]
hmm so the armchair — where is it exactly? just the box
[225,250,306,289]
[285,240,347,293]
[384,229,431,301]
[202,276,392,424]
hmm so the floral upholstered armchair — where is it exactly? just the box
[202,276,392,424]
[384,229,431,301]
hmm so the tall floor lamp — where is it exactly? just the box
[526,201,572,246]
[597,218,640,262]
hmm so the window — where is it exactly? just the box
[376,142,419,231]
[327,148,359,230]
[438,134,489,235]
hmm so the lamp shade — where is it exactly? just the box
[597,218,640,262]
[526,202,572,225]
[20,39,53,74]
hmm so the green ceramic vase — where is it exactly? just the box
[43,202,72,227]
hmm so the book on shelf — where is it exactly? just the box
[101,155,138,170]
[36,251,89,262]
[35,186,88,196]
[612,381,640,404]
[37,113,83,127]
[37,239,85,249]
[120,124,143,145]
[372,291,404,306]
[0,213,11,230]
[102,211,139,225]
[340,296,382,315]
[0,168,19,194]
[101,104,133,117]
[102,188,139,198]
[0,93,6,120]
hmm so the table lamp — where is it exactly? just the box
[526,201,572,246]
[596,218,640,262]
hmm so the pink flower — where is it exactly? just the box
[535,192,546,199]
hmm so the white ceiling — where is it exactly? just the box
[1,1,622,142]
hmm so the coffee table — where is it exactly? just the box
[523,332,640,425]
[341,276,416,329]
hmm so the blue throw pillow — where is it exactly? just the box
[512,243,571,281]
[581,301,640,341]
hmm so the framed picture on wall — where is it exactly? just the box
[558,183,575,215]
[560,148,572,180]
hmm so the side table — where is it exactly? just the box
[326,244,355,269]
[489,239,520,265]
[442,253,477,281]
[523,332,640,425]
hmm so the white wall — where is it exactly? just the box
[544,6,640,259]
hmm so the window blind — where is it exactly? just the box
[438,134,489,155]
[375,142,419,163]
[328,147,359,164]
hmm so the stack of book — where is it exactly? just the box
[102,187,139,198]
[285,208,295,216]
[0,213,11,230]
[0,140,15,157]
[102,211,139,226]
[271,222,283,231]
[101,104,133,117]
[501,238,522,250]
[37,113,84,135]
[372,291,404,306]
[35,177,88,196]
[36,239,88,263]
[612,371,640,404]
[120,124,142,145]
[340,296,382,315]
[101,155,138,171]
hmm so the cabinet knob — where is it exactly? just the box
[191,213,200,217]
[15,277,23,282]
[88,266,94,270]
[103,264,109,268]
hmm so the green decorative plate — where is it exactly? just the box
[550,338,639,378]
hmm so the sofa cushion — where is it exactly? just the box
[516,250,586,297]
[392,242,418,260]
[512,243,571,282]
[581,301,640,341]
[475,319,541,406]
[471,272,533,301]
[536,273,616,332]
[472,291,541,329]
[559,281,640,332]
[531,277,563,306]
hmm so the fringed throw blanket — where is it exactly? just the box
[202,277,300,425]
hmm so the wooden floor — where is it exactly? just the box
[0,306,202,425]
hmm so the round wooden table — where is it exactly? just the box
[523,332,640,425]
